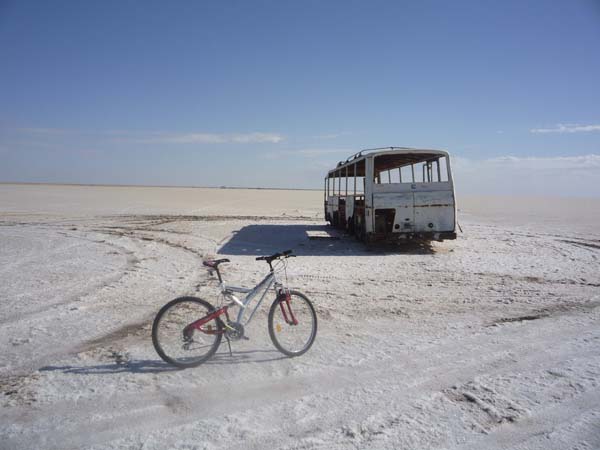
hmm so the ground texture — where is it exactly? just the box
[1,185,599,449]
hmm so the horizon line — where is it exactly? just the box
[0,181,322,192]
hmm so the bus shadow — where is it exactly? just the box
[218,224,436,256]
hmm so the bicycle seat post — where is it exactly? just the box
[202,258,230,284]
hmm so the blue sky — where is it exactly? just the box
[1,0,599,195]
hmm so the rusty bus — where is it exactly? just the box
[324,147,457,242]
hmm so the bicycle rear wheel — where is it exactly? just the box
[268,290,317,357]
[152,296,222,368]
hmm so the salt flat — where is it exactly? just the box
[1,184,599,450]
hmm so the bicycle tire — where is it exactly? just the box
[268,290,317,357]
[152,296,222,368]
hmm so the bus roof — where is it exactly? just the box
[327,147,449,177]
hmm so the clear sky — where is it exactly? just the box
[1,0,599,195]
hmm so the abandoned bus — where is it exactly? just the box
[324,147,457,242]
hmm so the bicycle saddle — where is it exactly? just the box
[202,258,230,268]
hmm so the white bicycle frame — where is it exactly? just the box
[220,270,284,326]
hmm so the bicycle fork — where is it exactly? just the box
[278,292,298,326]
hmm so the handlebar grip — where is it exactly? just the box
[256,250,294,262]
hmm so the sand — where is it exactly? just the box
[0,184,599,449]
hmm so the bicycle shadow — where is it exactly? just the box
[39,360,179,374]
[218,224,436,256]
[38,350,286,375]
[207,349,287,365]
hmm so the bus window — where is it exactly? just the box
[438,156,449,182]
[356,176,365,193]
[389,169,400,183]
[400,165,413,183]
[375,170,395,184]
[413,161,426,183]
[430,160,440,182]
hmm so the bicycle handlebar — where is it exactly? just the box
[256,249,294,262]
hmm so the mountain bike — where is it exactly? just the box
[152,250,317,368]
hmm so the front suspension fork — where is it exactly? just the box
[278,292,298,325]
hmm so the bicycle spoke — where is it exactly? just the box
[152,297,223,367]
[269,291,317,357]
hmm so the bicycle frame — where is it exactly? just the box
[223,270,279,325]
[186,268,287,335]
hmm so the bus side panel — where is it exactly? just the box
[413,190,455,232]
[373,193,414,231]
[327,196,341,226]
[325,196,337,222]
[345,197,355,228]
[338,197,346,229]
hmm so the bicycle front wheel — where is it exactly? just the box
[268,290,317,357]
[152,296,223,368]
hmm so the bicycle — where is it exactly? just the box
[152,249,317,368]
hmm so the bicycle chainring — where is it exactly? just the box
[225,321,245,340]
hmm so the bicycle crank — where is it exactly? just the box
[224,321,248,341]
